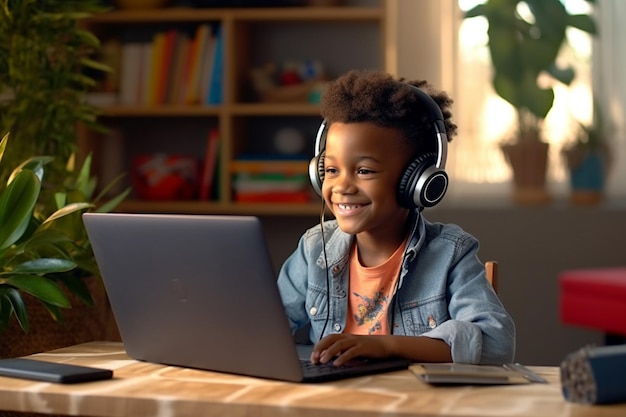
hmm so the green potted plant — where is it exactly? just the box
[463,0,597,204]
[0,133,129,357]
[561,99,611,205]
[0,0,131,357]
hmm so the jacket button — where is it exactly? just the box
[332,266,340,274]
[333,323,342,332]
[309,307,317,316]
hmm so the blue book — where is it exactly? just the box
[205,26,223,105]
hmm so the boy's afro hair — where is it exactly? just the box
[320,70,457,155]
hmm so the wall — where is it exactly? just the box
[260,200,625,365]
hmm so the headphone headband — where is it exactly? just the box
[409,86,448,170]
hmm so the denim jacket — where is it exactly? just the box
[277,211,516,365]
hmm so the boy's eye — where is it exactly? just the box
[357,168,374,175]
[325,167,338,175]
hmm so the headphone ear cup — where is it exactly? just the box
[308,151,325,197]
[317,151,325,184]
[398,156,426,209]
[309,120,328,198]
[398,153,448,209]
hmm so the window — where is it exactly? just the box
[592,0,626,199]
[447,0,598,201]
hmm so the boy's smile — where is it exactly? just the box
[322,122,415,246]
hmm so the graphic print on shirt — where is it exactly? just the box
[352,289,389,334]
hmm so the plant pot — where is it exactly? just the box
[0,278,120,359]
[564,148,608,206]
[501,141,551,205]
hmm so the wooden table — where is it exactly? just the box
[0,341,624,417]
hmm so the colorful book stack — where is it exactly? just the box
[119,23,223,106]
[231,158,311,203]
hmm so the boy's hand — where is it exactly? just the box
[311,334,388,366]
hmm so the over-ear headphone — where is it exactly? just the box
[308,84,449,209]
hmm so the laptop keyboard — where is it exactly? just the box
[299,357,410,382]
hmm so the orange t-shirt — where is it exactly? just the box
[344,239,407,335]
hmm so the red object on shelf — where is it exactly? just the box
[559,267,626,336]
[279,69,301,86]
[132,154,199,200]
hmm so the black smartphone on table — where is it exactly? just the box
[0,358,113,384]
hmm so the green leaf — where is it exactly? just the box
[24,229,74,250]
[546,64,575,86]
[0,291,16,331]
[80,57,111,72]
[54,192,67,211]
[93,172,126,203]
[0,132,8,165]
[96,187,131,213]
[4,275,71,308]
[76,154,93,195]
[464,4,487,18]
[568,14,598,35]
[40,301,63,323]
[41,202,93,226]
[7,157,51,184]
[0,170,40,250]
[519,75,555,119]
[9,258,76,274]
[4,287,29,332]
[57,275,94,306]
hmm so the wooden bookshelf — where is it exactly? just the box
[82,2,388,215]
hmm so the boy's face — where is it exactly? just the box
[322,122,414,238]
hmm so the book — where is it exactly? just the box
[166,32,190,105]
[184,24,211,105]
[139,42,153,105]
[176,27,202,104]
[156,29,178,105]
[410,363,547,385]
[198,30,217,105]
[147,31,165,106]
[119,42,143,105]
[205,25,223,105]
[198,127,220,200]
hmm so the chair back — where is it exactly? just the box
[485,261,499,293]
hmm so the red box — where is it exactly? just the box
[559,268,626,336]
[132,154,199,200]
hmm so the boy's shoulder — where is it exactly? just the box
[422,217,479,244]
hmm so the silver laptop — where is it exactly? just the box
[82,213,409,382]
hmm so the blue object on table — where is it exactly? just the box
[561,344,626,404]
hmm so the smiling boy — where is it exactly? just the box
[277,70,515,366]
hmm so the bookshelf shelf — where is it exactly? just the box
[231,103,321,116]
[86,7,383,24]
[118,199,322,216]
[82,1,387,216]
[99,105,223,117]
